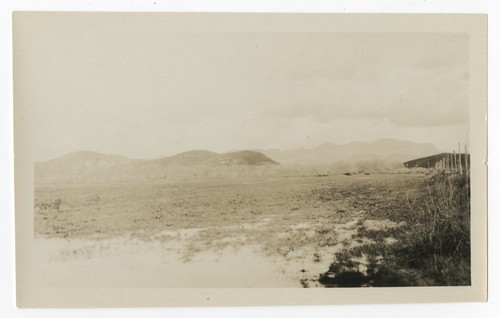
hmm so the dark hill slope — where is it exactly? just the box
[209,150,279,166]
[35,149,279,184]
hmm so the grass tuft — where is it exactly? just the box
[320,170,471,286]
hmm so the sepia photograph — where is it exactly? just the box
[13,12,487,307]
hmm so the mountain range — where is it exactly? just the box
[35,139,440,184]
[259,139,440,165]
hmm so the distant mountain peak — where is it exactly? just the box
[258,139,440,165]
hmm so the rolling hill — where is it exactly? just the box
[35,149,278,184]
[209,151,279,166]
[152,150,220,166]
[34,139,440,184]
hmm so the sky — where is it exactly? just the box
[14,14,470,161]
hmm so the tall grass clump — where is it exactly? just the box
[320,170,471,287]
[399,171,471,285]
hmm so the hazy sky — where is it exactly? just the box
[15,14,469,161]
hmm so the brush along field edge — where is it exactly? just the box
[14,13,487,307]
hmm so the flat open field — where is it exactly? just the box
[34,173,426,288]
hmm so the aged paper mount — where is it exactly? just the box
[14,13,487,307]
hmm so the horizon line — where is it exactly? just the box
[35,138,450,163]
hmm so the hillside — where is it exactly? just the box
[35,151,141,184]
[153,150,220,166]
[209,151,279,166]
[37,151,133,168]
[35,139,440,184]
[35,149,278,184]
[151,150,278,167]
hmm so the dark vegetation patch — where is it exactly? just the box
[317,172,471,287]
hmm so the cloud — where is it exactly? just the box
[259,45,468,127]
[18,19,469,161]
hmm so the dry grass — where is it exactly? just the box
[318,170,471,287]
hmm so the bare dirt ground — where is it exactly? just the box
[34,173,425,287]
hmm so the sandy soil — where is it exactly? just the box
[34,173,425,288]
